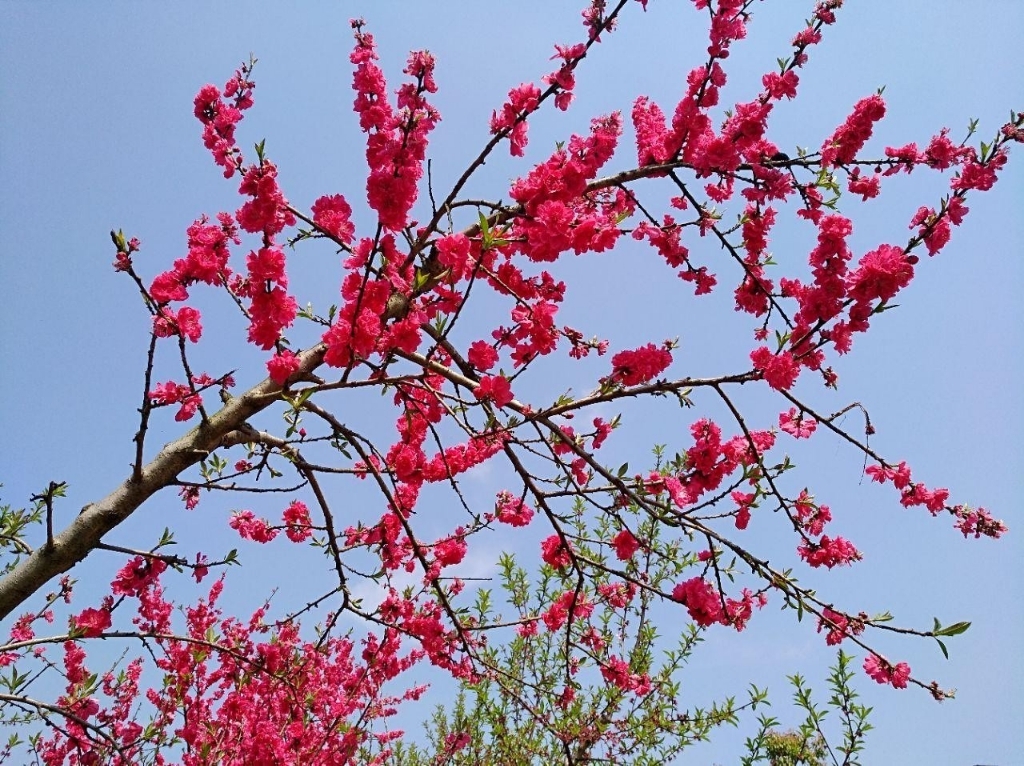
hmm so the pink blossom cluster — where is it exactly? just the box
[380,590,476,677]
[779,407,817,438]
[150,213,238,304]
[866,461,949,514]
[645,419,776,510]
[541,534,573,570]
[153,305,202,343]
[491,83,542,157]
[321,235,430,369]
[475,374,514,407]
[798,534,861,569]
[671,577,766,631]
[311,193,356,245]
[43,572,425,764]
[817,607,865,646]
[229,509,278,543]
[193,61,255,178]
[864,653,911,689]
[600,654,652,695]
[494,491,535,527]
[232,159,299,350]
[610,529,640,560]
[607,342,673,386]
[793,490,833,538]
[149,372,229,422]
[350,21,439,231]
[733,206,777,313]
[951,505,1008,539]
[509,114,624,262]
[542,590,594,632]
[821,95,886,168]
[543,43,586,111]
[632,217,717,295]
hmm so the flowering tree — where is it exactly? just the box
[0,1,1019,763]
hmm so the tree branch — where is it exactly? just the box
[0,344,327,622]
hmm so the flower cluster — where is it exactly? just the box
[494,491,535,527]
[153,305,202,343]
[150,213,238,304]
[865,461,950,515]
[671,577,765,631]
[821,94,886,167]
[798,534,861,569]
[817,607,865,646]
[509,114,624,262]
[600,654,652,695]
[230,510,278,543]
[350,21,439,231]
[311,193,356,245]
[646,419,775,510]
[148,375,212,422]
[475,374,514,407]
[951,505,1008,539]
[542,590,594,632]
[491,83,542,156]
[193,60,255,177]
[863,653,911,689]
[779,407,817,438]
[543,43,585,111]
[606,342,673,386]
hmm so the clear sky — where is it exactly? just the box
[1,2,1021,763]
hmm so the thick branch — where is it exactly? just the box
[0,344,327,623]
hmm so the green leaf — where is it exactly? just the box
[936,637,949,660]
[935,620,971,637]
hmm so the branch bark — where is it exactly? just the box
[0,344,327,622]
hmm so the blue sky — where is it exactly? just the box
[1,2,1021,763]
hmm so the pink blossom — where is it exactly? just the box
[153,306,203,343]
[866,460,913,489]
[267,349,301,385]
[610,529,640,561]
[632,96,671,165]
[864,653,911,689]
[609,343,672,386]
[467,341,499,371]
[821,95,886,167]
[732,491,756,530]
[779,407,817,438]
[73,606,111,637]
[230,510,279,543]
[671,577,723,627]
[846,244,914,304]
[762,70,799,100]
[433,535,467,567]
[474,375,513,407]
[847,168,881,200]
[111,556,167,597]
[311,194,355,244]
[817,607,864,646]
[495,491,534,527]
[750,347,800,390]
[491,83,542,156]
[798,535,861,569]
[283,500,312,542]
[952,505,1008,539]
[236,161,295,237]
[541,535,572,570]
